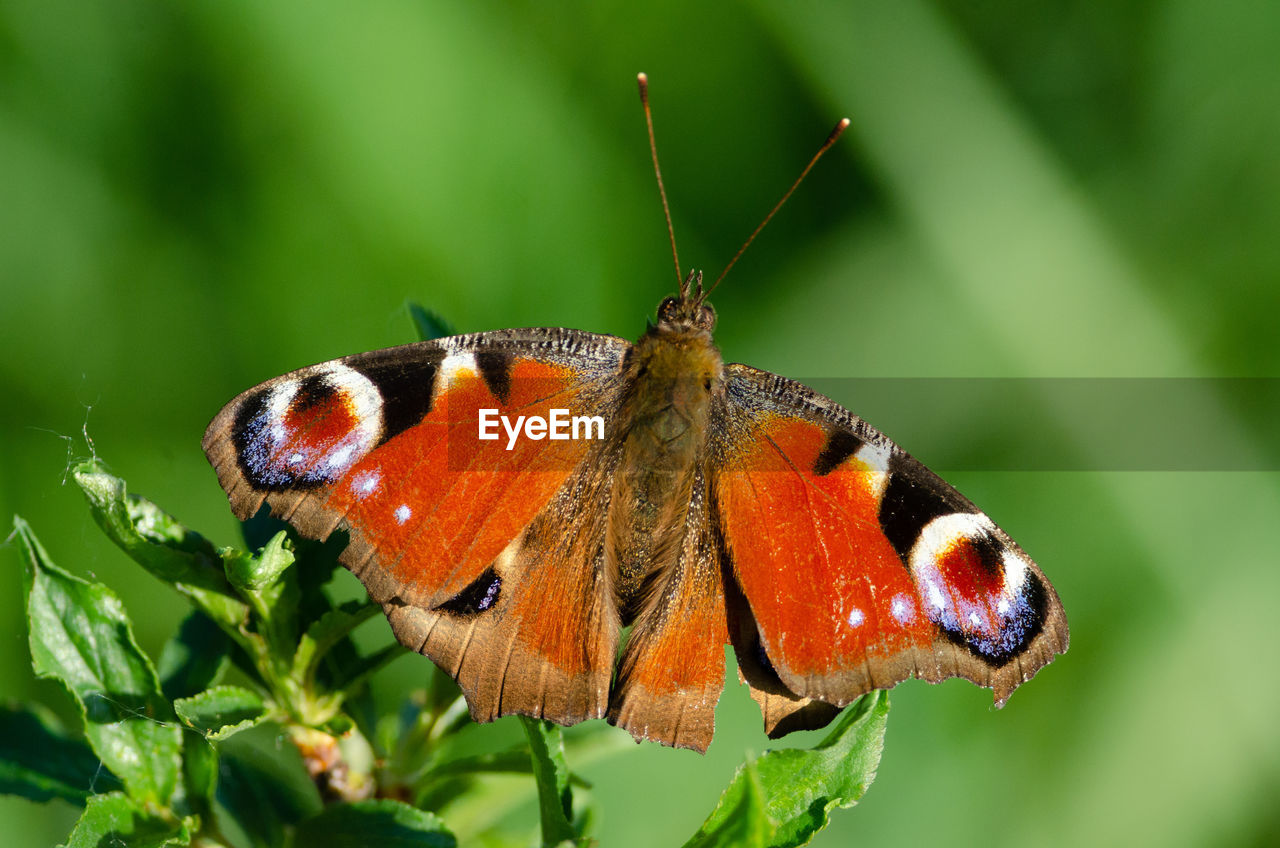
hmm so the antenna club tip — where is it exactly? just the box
[637,72,649,103]
[637,72,648,83]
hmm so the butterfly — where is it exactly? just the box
[203,74,1067,752]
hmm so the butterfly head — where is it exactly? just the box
[655,269,717,336]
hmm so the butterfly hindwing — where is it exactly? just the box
[607,468,728,751]
[711,364,1068,717]
[725,572,843,739]
[203,328,633,725]
[387,441,625,725]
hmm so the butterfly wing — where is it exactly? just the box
[606,467,729,751]
[712,364,1068,725]
[203,328,631,725]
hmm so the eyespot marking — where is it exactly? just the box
[234,362,384,489]
[908,512,1047,664]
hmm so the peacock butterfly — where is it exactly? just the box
[203,74,1067,752]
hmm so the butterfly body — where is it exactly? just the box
[204,271,1067,752]
[610,288,721,617]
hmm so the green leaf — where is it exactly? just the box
[407,302,456,341]
[292,799,455,847]
[292,601,381,687]
[0,703,121,803]
[223,531,301,656]
[685,691,890,848]
[214,724,323,848]
[73,462,248,631]
[61,791,190,848]
[686,758,770,848]
[180,732,218,821]
[158,610,231,701]
[519,716,577,846]
[324,642,407,697]
[174,685,270,740]
[15,517,184,807]
[224,530,295,592]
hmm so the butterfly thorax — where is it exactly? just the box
[608,303,724,622]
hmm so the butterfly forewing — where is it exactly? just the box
[203,328,635,725]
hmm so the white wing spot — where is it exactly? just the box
[265,381,299,419]
[326,444,356,469]
[287,452,304,465]
[891,594,915,624]
[351,470,381,498]
[853,442,892,499]
[847,607,865,627]
[854,441,891,474]
[926,580,947,611]
[394,504,412,524]
[440,351,479,384]
[1001,550,1029,595]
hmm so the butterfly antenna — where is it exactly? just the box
[638,73,684,292]
[705,117,851,300]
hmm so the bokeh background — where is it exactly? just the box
[3,1,1279,845]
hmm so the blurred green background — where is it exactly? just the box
[3,1,1278,845]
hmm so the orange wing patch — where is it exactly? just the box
[328,355,601,609]
[718,415,931,702]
